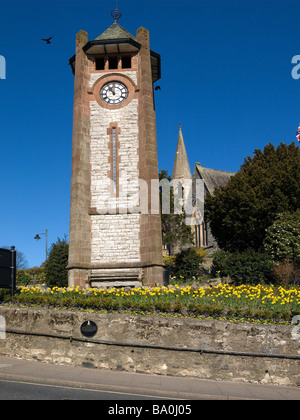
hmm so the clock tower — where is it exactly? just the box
[68,10,164,288]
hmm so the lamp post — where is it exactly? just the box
[34,229,48,262]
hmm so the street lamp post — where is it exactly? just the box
[34,229,48,262]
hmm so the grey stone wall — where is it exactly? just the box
[0,306,299,386]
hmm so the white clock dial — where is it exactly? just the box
[100,81,128,105]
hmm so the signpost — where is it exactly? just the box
[0,246,16,298]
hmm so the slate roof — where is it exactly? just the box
[194,163,235,194]
[95,23,137,41]
[172,124,192,180]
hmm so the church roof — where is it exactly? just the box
[95,22,137,41]
[172,124,192,180]
[194,163,235,194]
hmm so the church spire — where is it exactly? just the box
[172,123,192,180]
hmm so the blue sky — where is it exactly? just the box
[0,0,300,268]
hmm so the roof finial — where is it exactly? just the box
[111,1,122,23]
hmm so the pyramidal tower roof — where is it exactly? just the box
[172,124,192,180]
[95,22,137,41]
[95,8,136,41]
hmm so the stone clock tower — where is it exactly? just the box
[67,10,163,288]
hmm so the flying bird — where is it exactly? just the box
[41,36,53,44]
[155,85,161,91]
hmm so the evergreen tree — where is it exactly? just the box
[44,237,69,287]
[159,170,194,254]
[205,142,300,252]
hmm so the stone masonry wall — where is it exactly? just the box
[89,97,139,212]
[0,306,299,386]
[89,71,141,264]
[91,214,140,263]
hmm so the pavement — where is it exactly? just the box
[0,356,300,400]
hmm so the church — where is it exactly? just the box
[171,124,235,250]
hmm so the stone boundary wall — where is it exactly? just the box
[0,306,299,386]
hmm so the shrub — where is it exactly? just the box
[17,267,45,286]
[212,250,231,277]
[222,250,273,285]
[102,297,120,311]
[187,303,204,314]
[155,301,171,312]
[0,289,10,302]
[44,237,69,288]
[195,248,208,260]
[163,255,176,276]
[272,261,300,286]
[264,210,300,263]
[173,247,203,280]
[173,301,183,313]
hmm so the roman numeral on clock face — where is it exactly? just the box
[100,81,129,105]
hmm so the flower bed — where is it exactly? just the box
[1,283,300,324]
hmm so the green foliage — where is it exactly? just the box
[11,282,300,324]
[187,302,224,317]
[264,210,300,263]
[212,250,231,277]
[163,255,176,267]
[0,289,10,302]
[159,170,194,253]
[17,267,45,286]
[213,249,273,285]
[173,247,204,280]
[195,247,208,260]
[163,255,176,276]
[44,237,69,288]
[223,250,273,285]
[154,300,172,312]
[205,142,300,252]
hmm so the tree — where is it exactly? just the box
[44,237,69,287]
[159,170,194,254]
[205,142,300,252]
[1,247,28,270]
[264,209,300,263]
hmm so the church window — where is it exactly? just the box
[194,223,208,247]
[202,222,208,247]
[195,224,199,247]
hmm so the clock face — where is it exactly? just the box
[100,81,128,105]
